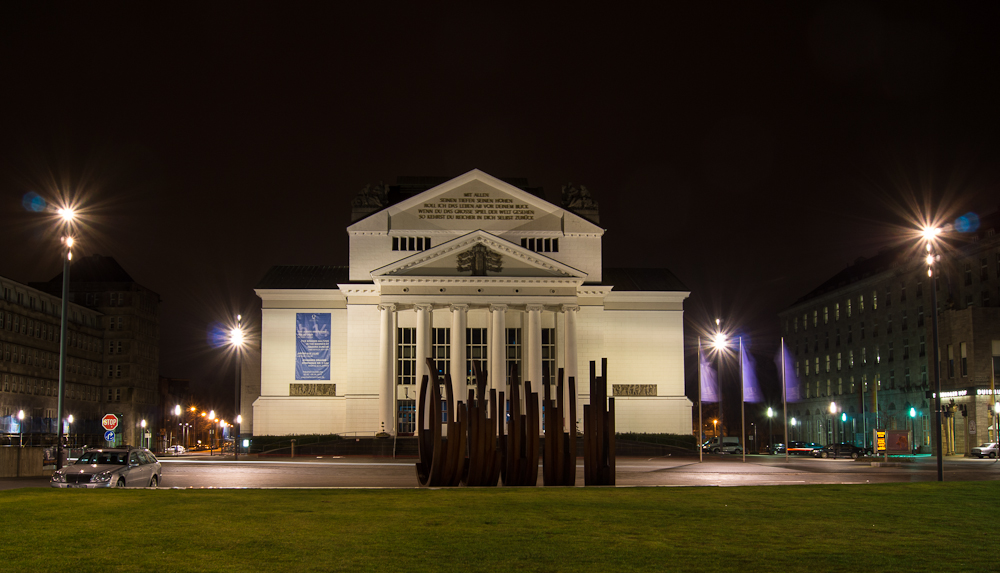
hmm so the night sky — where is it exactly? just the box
[3,2,1000,411]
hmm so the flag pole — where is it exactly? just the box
[782,337,789,462]
[740,336,746,463]
[698,336,703,463]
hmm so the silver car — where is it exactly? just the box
[971,442,998,459]
[50,447,162,488]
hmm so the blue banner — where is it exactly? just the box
[296,313,331,380]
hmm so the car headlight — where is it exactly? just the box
[51,473,66,483]
[92,471,114,483]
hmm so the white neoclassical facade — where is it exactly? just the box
[251,169,691,436]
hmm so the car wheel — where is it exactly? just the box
[149,475,158,488]
[851,452,859,459]
[116,477,126,488]
[713,448,721,454]
[990,452,997,459]
[820,451,828,458]
[735,448,742,454]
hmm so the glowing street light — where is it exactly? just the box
[54,204,78,471]
[921,222,945,481]
[231,314,246,461]
[18,410,25,447]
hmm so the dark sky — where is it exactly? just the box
[3,2,1000,408]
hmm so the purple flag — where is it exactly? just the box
[776,339,800,403]
[700,349,719,403]
[741,342,764,403]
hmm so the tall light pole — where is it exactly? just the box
[231,315,245,461]
[712,320,727,443]
[55,206,76,470]
[18,410,25,447]
[923,225,944,482]
[141,419,147,449]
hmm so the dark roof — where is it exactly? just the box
[32,254,135,291]
[255,266,351,289]
[599,268,688,292]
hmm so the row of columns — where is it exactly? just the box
[377,303,580,436]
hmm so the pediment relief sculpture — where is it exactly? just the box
[456,243,503,276]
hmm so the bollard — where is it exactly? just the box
[291,439,295,459]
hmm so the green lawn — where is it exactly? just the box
[2,482,997,572]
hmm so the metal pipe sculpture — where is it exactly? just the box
[415,358,468,487]
[462,362,502,486]
[583,359,615,485]
[542,366,577,486]
[500,363,540,486]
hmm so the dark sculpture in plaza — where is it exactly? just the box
[415,356,615,487]
[542,366,577,486]
[583,359,615,485]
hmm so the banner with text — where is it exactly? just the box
[296,313,331,380]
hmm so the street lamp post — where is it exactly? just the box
[924,225,944,481]
[55,207,76,470]
[141,420,147,449]
[767,407,774,454]
[67,415,73,449]
[231,315,245,461]
[18,410,25,447]
[830,402,837,445]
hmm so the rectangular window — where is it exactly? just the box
[813,310,818,327]
[506,328,522,383]
[837,377,843,394]
[960,342,968,377]
[541,328,556,381]
[848,350,854,368]
[397,328,416,385]
[859,295,865,313]
[835,303,840,320]
[397,400,416,434]
[847,300,852,317]
[823,307,829,324]
[886,286,892,307]
[916,279,923,297]
[904,367,911,387]
[836,352,842,372]
[919,335,926,357]
[965,264,972,286]
[872,290,878,310]
[847,325,852,344]
[888,342,894,362]
[886,315,892,334]
[901,311,907,331]
[835,328,841,347]
[903,339,909,359]
[466,328,488,386]
[918,306,924,327]
[900,282,906,302]
[947,345,954,378]
[432,328,450,378]
[921,365,927,385]
[860,322,865,340]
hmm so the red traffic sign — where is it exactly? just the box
[102,414,119,431]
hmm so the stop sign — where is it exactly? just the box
[102,414,119,431]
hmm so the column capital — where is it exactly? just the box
[378,303,397,312]
[413,303,433,313]
[561,304,580,313]
[525,303,544,313]
[489,304,508,313]
[450,303,469,313]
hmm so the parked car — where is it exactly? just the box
[971,442,998,459]
[814,442,870,459]
[769,443,786,454]
[165,445,186,454]
[787,441,824,455]
[714,442,743,454]
[50,447,162,488]
[702,437,741,453]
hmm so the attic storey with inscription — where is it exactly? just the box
[250,170,690,436]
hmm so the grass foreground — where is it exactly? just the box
[2,481,998,572]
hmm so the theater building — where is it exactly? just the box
[250,169,690,436]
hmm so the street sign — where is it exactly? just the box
[104,430,116,442]
[102,414,119,431]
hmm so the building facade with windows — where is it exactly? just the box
[250,169,691,436]
[31,255,161,447]
[1,274,105,445]
[779,210,1000,454]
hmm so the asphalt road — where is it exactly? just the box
[4,453,1000,490]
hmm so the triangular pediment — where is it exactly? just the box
[371,230,587,279]
[347,169,603,235]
